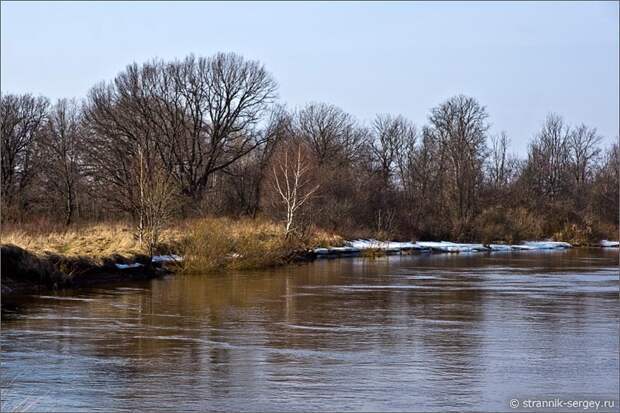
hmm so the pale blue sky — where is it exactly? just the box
[2,1,618,154]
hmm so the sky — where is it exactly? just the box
[1,1,618,155]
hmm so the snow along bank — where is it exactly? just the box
[115,254,183,269]
[314,239,574,257]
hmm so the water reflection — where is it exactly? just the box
[2,249,618,411]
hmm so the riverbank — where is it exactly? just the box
[312,239,620,258]
[0,218,341,296]
[1,218,617,297]
[0,244,172,295]
[0,222,178,295]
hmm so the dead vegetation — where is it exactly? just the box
[179,217,343,273]
[0,217,344,292]
[0,220,181,263]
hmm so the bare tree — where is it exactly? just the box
[271,143,319,236]
[82,92,151,217]
[370,114,416,186]
[362,114,416,237]
[220,106,290,216]
[523,113,571,201]
[84,52,278,210]
[487,132,510,188]
[167,53,278,201]
[135,147,177,257]
[592,142,619,227]
[291,103,368,230]
[0,94,49,219]
[296,103,365,167]
[568,124,601,185]
[428,95,489,236]
[395,126,453,237]
[38,99,83,225]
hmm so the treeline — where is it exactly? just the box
[1,53,618,243]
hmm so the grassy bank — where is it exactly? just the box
[0,218,343,294]
[0,243,165,295]
[179,218,342,272]
[3,216,611,295]
[0,221,182,263]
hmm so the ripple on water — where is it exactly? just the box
[1,249,618,412]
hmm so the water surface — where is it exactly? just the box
[2,249,619,411]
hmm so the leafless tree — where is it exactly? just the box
[271,143,319,236]
[38,99,83,225]
[370,114,416,186]
[0,94,49,219]
[167,53,278,201]
[135,147,177,257]
[296,103,366,167]
[568,124,601,185]
[82,89,152,217]
[592,142,619,227]
[221,106,290,216]
[428,95,489,236]
[84,53,278,209]
[362,114,416,236]
[290,103,369,230]
[523,113,571,201]
[487,132,510,188]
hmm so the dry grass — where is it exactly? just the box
[552,221,619,246]
[1,221,182,262]
[473,206,544,244]
[179,217,344,273]
[1,217,343,273]
[181,217,294,272]
[359,248,386,258]
[306,226,345,248]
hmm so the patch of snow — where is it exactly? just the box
[151,254,183,263]
[488,244,513,251]
[510,245,534,250]
[347,239,426,250]
[601,240,619,248]
[347,239,385,249]
[416,241,488,253]
[520,241,572,250]
[316,239,575,257]
[313,246,361,257]
[416,241,450,251]
[115,263,144,270]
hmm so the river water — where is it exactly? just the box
[1,249,619,412]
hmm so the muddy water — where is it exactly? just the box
[1,249,618,412]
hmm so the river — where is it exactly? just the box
[1,249,618,412]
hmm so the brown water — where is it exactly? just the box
[1,249,619,412]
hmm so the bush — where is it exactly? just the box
[180,217,305,272]
[553,219,619,245]
[474,207,544,243]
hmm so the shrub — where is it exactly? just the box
[180,217,304,273]
[474,207,544,243]
[553,219,619,245]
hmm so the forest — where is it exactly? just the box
[2,52,618,249]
